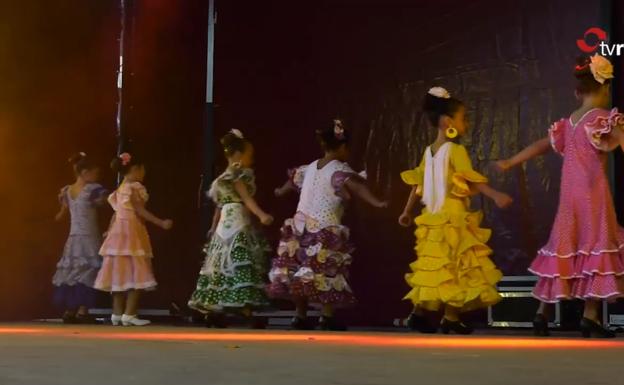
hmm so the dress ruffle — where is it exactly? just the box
[549,118,566,155]
[451,170,487,198]
[188,230,270,312]
[585,107,624,151]
[530,249,624,302]
[403,209,502,312]
[267,218,356,306]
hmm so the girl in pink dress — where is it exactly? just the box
[94,152,173,326]
[496,55,624,338]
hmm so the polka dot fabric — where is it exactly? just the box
[530,108,624,302]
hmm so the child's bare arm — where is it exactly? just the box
[55,204,68,222]
[274,179,296,197]
[343,178,387,208]
[131,193,172,230]
[494,137,550,171]
[398,186,419,226]
[474,183,513,209]
[233,180,273,225]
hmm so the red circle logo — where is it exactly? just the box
[577,27,607,53]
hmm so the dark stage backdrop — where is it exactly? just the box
[0,0,615,325]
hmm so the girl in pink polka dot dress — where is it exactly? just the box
[267,119,388,331]
[496,55,624,338]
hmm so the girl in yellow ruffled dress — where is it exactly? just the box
[398,87,512,334]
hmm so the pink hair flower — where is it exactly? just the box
[119,152,132,166]
[333,119,345,140]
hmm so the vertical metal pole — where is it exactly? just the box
[115,0,127,184]
[200,0,216,232]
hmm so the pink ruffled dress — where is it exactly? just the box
[94,181,157,292]
[530,108,624,302]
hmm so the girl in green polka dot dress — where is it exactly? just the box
[188,129,274,328]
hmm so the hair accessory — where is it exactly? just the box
[445,126,458,139]
[333,119,345,140]
[428,87,451,99]
[230,129,244,139]
[79,152,87,157]
[589,54,614,84]
[119,152,132,166]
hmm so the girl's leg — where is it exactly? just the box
[112,292,126,316]
[321,304,334,318]
[77,305,89,317]
[294,297,308,319]
[582,299,600,322]
[536,302,552,318]
[442,305,460,322]
[533,301,551,337]
[124,289,141,316]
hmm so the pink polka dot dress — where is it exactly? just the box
[530,108,624,302]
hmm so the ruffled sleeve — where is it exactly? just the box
[58,186,69,205]
[450,144,488,198]
[400,156,425,195]
[585,108,624,151]
[129,182,149,203]
[85,183,109,206]
[287,165,308,190]
[331,163,365,199]
[549,118,566,155]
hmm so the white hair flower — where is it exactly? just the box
[428,87,451,99]
[589,54,614,84]
[230,128,244,139]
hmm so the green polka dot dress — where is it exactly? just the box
[188,167,270,313]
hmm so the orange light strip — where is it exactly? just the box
[1,326,623,350]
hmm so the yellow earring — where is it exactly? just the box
[445,126,458,139]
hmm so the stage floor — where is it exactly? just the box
[1,324,622,385]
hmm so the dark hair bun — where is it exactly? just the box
[220,130,248,156]
[316,119,350,151]
[423,90,463,127]
[68,152,95,174]
[110,152,141,175]
[573,55,606,95]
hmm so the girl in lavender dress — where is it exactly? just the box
[268,119,387,331]
[54,153,108,324]
[496,55,624,338]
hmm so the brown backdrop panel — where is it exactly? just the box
[0,1,118,319]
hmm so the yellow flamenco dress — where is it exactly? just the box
[401,142,502,312]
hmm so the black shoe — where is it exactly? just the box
[62,312,77,324]
[249,317,267,330]
[533,314,550,337]
[290,316,313,331]
[74,314,98,325]
[319,316,347,331]
[406,312,437,334]
[580,318,615,338]
[440,318,473,335]
[205,312,228,329]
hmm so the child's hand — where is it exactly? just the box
[492,159,512,173]
[494,193,513,209]
[260,213,274,226]
[398,212,412,227]
[161,219,174,230]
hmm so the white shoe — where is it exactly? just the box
[121,314,151,326]
[111,314,123,326]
